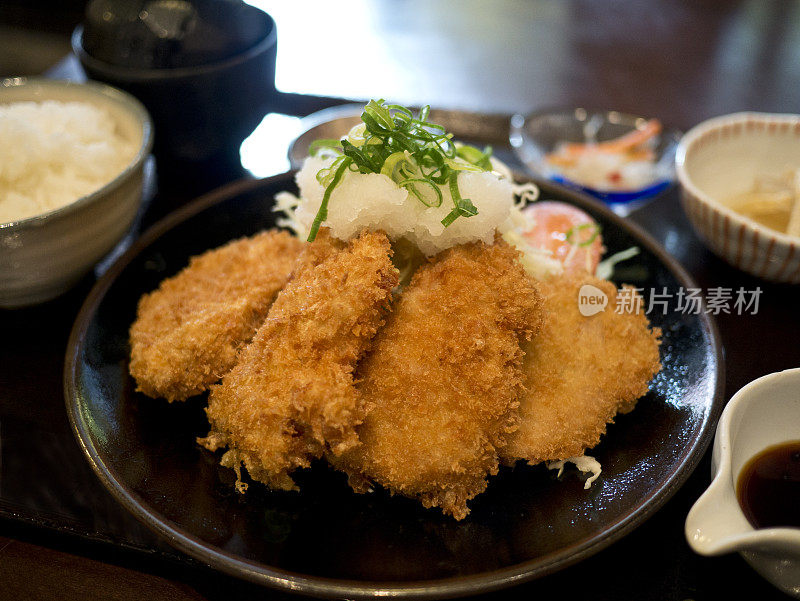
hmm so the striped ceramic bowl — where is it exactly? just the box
[676,112,800,283]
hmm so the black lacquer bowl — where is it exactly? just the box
[65,173,724,599]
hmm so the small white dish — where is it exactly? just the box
[685,368,800,598]
[510,108,680,215]
[676,112,800,283]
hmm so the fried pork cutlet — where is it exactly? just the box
[335,238,542,520]
[199,229,398,492]
[503,274,662,466]
[129,230,304,402]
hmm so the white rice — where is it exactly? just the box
[288,155,516,256]
[0,100,137,224]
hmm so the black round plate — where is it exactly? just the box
[65,172,724,599]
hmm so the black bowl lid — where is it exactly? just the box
[81,0,272,69]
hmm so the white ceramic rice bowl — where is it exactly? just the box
[0,78,153,307]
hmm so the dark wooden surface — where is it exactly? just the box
[2,2,800,599]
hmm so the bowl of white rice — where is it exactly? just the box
[0,77,152,307]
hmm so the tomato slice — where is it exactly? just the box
[520,201,603,274]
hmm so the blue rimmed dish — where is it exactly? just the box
[510,108,680,214]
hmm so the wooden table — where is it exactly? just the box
[2,2,800,599]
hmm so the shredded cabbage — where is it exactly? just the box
[595,246,640,280]
[486,156,565,280]
[546,455,603,489]
[273,191,306,238]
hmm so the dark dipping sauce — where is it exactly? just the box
[737,440,800,530]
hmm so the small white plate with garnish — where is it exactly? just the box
[510,108,680,215]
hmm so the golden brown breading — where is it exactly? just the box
[129,230,304,402]
[335,238,542,520]
[503,274,662,465]
[199,229,398,492]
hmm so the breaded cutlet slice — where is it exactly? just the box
[199,229,398,492]
[503,274,662,466]
[334,238,542,520]
[129,230,304,402]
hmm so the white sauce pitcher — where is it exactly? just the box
[685,368,800,598]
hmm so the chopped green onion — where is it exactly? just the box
[444,156,485,173]
[346,123,368,147]
[399,178,443,207]
[441,171,478,227]
[316,154,349,188]
[456,144,493,171]
[309,139,343,156]
[308,157,352,242]
[380,151,411,179]
[565,223,600,247]
[305,99,493,241]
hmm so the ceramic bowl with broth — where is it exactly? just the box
[676,112,800,283]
